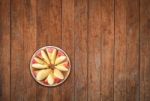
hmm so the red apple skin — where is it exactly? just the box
[63,62,70,68]
[57,51,65,57]
[54,78,61,83]
[43,79,48,85]
[47,48,53,53]
[33,71,38,77]
[32,59,37,64]
[36,51,42,57]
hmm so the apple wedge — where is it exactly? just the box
[55,56,67,65]
[47,73,54,85]
[50,49,57,64]
[55,65,68,71]
[32,64,48,69]
[46,48,52,61]
[34,57,47,65]
[36,69,52,81]
[54,69,64,79]
[41,50,50,64]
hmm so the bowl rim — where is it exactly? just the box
[30,46,71,87]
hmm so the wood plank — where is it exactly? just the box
[114,0,126,101]
[47,0,62,101]
[140,0,150,100]
[36,0,50,101]
[126,0,140,100]
[23,0,36,101]
[11,0,25,100]
[61,0,75,100]
[88,0,101,101]
[101,0,114,101]
[0,0,10,100]
[74,0,88,100]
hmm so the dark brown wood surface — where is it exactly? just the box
[0,0,150,101]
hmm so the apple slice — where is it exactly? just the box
[41,50,50,64]
[46,48,52,61]
[36,69,52,81]
[50,49,57,64]
[32,59,37,64]
[32,64,48,69]
[55,65,68,71]
[34,57,46,64]
[57,51,65,57]
[54,78,61,83]
[59,61,69,68]
[55,56,67,65]
[47,73,54,85]
[54,69,64,79]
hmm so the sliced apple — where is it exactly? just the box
[55,56,67,65]
[36,69,52,81]
[47,73,54,85]
[50,49,57,64]
[41,50,50,64]
[46,48,52,61]
[55,65,68,71]
[54,78,61,83]
[32,64,48,69]
[54,69,64,79]
[59,61,69,68]
[32,59,37,64]
[57,51,64,57]
[34,57,46,64]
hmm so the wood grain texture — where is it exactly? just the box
[0,0,10,100]
[114,0,126,101]
[47,0,62,101]
[0,0,150,101]
[126,0,140,101]
[11,0,25,100]
[62,0,75,100]
[88,0,101,100]
[140,0,150,100]
[23,0,36,100]
[74,0,88,100]
[101,0,114,101]
[36,0,50,101]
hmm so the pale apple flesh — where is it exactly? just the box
[32,64,48,69]
[36,69,52,81]
[55,56,67,65]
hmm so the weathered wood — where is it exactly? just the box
[23,0,36,100]
[11,0,25,100]
[126,0,140,100]
[114,0,126,101]
[140,0,150,100]
[101,0,114,101]
[62,0,75,100]
[88,0,101,100]
[74,0,88,100]
[36,0,50,100]
[0,0,10,100]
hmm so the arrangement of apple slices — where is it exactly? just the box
[30,46,71,86]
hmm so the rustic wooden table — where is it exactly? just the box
[0,0,150,101]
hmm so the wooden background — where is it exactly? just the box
[0,0,150,101]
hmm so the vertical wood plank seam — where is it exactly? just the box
[139,0,141,100]
[35,0,38,100]
[10,0,11,100]
[100,0,102,99]
[61,0,62,100]
[113,0,115,101]
[125,1,127,100]
[73,0,75,100]
[87,0,89,100]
